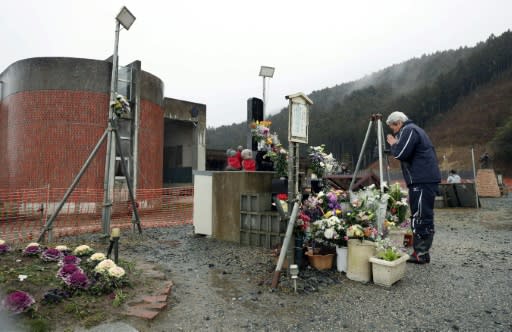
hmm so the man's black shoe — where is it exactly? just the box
[407,252,429,264]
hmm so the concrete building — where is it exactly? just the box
[0,57,205,191]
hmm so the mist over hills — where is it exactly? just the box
[207,31,512,175]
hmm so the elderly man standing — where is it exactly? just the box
[386,111,441,264]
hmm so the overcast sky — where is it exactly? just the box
[1,1,511,128]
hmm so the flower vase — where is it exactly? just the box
[336,246,348,273]
[387,229,406,248]
[294,235,306,269]
[346,239,376,283]
[311,178,323,194]
[404,233,414,247]
[305,252,334,270]
[257,140,266,151]
[369,253,410,287]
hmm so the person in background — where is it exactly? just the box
[447,169,461,183]
[386,111,441,264]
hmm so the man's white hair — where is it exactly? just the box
[386,111,408,125]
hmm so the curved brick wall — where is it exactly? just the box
[0,57,164,191]
[1,91,109,189]
[138,100,164,189]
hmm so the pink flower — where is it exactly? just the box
[23,245,41,256]
[57,264,82,280]
[60,255,81,266]
[41,248,63,262]
[65,271,89,289]
[3,290,35,314]
[0,243,10,254]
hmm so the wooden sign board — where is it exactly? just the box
[286,92,313,144]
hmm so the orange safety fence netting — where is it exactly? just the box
[0,186,193,243]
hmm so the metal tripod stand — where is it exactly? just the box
[37,117,142,242]
[349,113,390,194]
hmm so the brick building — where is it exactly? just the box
[0,57,206,191]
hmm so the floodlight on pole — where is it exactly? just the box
[102,6,136,235]
[116,6,136,30]
[259,66,275,119]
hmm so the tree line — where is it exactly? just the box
[207,30,512,168]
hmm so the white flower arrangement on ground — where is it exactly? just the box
[108,266,126,279]
[23,242,41,256]
[94,259,117,273]
[73,245,94,256]
[55,245,70,252]
[310,215,346,247]
[0,239,10,254]
[89,253,106,262]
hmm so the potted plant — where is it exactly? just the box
[306,215,345,270]
[344,191,380,282]
[369,238,410,287]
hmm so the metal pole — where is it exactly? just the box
[271,195,301,289]
[262,76,266,119]
[471,147,479,208]
[349,119,373,192]
[112,120,142,234]
[38,129,109,242]
[102,19,121,235]
[376,116,385,192]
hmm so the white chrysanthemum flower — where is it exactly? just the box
[95,259,116,273]
[108,266,125,278]
[90,253,106,261]
[324,228,335,239]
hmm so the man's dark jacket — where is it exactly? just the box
[390,120,441,186]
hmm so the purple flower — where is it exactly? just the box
[3,290,35,314]
[0,243,10,254]
[41,248,63,262]
[65,271,89,289]
[23,245,41,256]
[57,264,82,280]
[60,255,81,266]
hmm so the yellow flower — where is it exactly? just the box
[323,210,333,218]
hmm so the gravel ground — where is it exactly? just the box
[103,194,511,332]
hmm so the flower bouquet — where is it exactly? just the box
[250,120,273,150]
[307,144,336,178]
[264,144,288,178]
[386,183,409,225]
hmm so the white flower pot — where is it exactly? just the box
[336,246,348,273]
[346,239,376,283]
[369,253,410,287]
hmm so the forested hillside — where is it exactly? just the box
[207,31,512,175]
